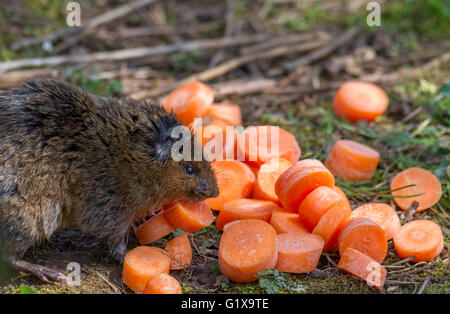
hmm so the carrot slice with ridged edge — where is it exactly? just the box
[236,126,301,167]
[338,217,388,263]
[325,140,380,182]
[206,161,255,211]
[275,159,335,212]
[164,201,214,233]
[253,158,293,202]
[338,247,387,291]
[215,198,277,231]
[298,186,346,231]
[351,203,401,240]
[390,167,442,212]
[393,220,443,262]
[333,81,389,123]
[143,274,182,294]
[218,219,278,282]
[205,103,242,126]
[135,213,176,245]
[275,232,324,273]
[163,81,214,125]
[312,202,352,252]
[165,234,192,270]
[122,246,171,293]
[269,207,309,234]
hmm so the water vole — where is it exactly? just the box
[0,78,218,282]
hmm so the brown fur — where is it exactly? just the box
[0,78,218,263]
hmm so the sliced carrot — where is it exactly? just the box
[218,219,278,282]
[164,201,214,233]
[253,158,293,202]
[312,202,352,252]
[236,126,301,167]
[203,126,238,161]
[215,198,277,231]
[143,274,182,294]
[247,163,260,177]
[325,140,380,182]
[338,217,388,263]
[135,213,176,245]
[190,116,229,146]
[275,232,324,273]
[390,167,442,212]
[205,103,242,126]
[338,247,387,291]
[163,81,214,125]
[393,220,443,262]
[351,203,401,240]
[122,246,171,293]
[269,207,309,234]
[205,161,255,211]
[333,186,351,209]
[333,81,389,123]
[298,186,347,231]
[165,234,192,270]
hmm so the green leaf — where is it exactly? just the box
[19,285,37,294]
[438,83,450,98]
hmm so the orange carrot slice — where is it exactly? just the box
[218,219,278,282]
[247,163,260,177]
[205,161,255,211]
[164,201,214,233]
[333,186,351,209]
[338,217,387,263]
[143,274,182,294]
[390,167,442,212]
[275,232,324,273]
[393,220,443,262]
[205,103,242,126]
[190,116,229,146]
[275,159,335,212]
[333,81,389,123]
[253,158,293,202]
[236,126,301,167]
[325,140,380,182]
[122,246,171,293]
[165,234,192,270]
[215,198,277,231]
[203,126,238,161]
[269,207,309,234]
[163,81,214,125]
[312,202,352,252]
[135,213,176,245]
[298,186,346,231]
[338,247,387,291]
[351,203,401,240]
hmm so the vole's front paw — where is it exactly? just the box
[110,241,127,264]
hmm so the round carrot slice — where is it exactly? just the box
[298,186,346,231]
[163,81,214,125]
[275,232,324,273]
[253,158,293,202]
[333,81,389,123]
[275,159,335,212]
[122,246,171,293]
[205,161,255,211]
[143,274,182,294]
[205,103,242,126]
[135,213,176,245]
[338,217,388,263]
[236,126,301,167]
[190,116,229,146]
[165,234,192,270]
[393,220,443,262]
[313,202,352,252]
[215,198,277,231]
[325,140,380,182]
[338,247,387,291]
[351,203,401,240]
[390,167,442,212]
[333,186,351,209]
[269,207,309,234]
[203,126,238,161]
[218,219,278,282]
[164,201,214,233]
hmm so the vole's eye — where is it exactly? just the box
[184,164,195,176]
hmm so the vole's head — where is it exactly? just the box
[126,100,218,206]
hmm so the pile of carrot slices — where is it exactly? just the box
[123,81,444,294]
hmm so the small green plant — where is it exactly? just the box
[19,285,37,294]
[256,269,305,294]
[66,69,122,96]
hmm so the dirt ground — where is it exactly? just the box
[0,0,449,294]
